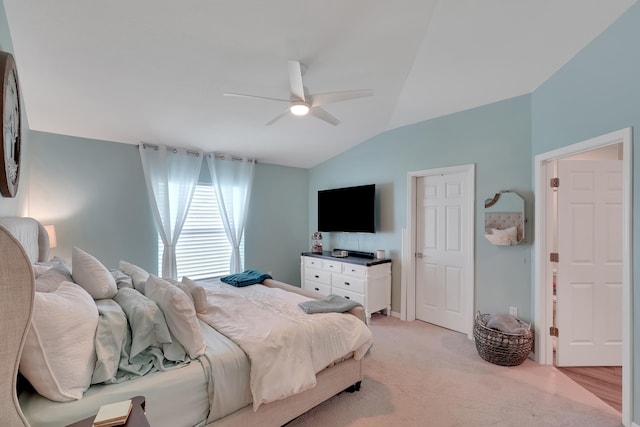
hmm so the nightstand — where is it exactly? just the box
[66,396,150,427]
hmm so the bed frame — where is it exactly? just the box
[0,218,364,427]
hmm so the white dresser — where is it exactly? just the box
[301,252,391,321]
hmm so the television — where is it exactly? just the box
[318,184,375,233]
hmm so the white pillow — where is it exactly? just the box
[119,260,150,294]
[491,226,518,245]
[35,265,73,293]
[72,247,117,299]
[182,276,208,314]
[19,282,99,402]
[145,275,206,358]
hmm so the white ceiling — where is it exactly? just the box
[3,0,636,168]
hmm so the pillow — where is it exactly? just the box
[113,287,172,359]
[35,256,71,274]
[119,260,150,294]
[91,299,128,384]
[72,247,117,299]
[19,282,99,402]
[165,277,195,305]
[491,226,518,245]
[34,262,73,293]
[182,276,208,314]
[33,264,52,276]
[110,269,134,290]
[145,275,206,358]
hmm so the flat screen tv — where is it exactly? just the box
[318,184,375,233]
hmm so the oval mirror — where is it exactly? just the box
[484,191,525,245]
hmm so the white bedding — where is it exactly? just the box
[197,280,373,410]
[19,319,251,427]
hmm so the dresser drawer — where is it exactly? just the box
[304,257,323,269]
[322,260,343,273]
[305,282,331,296]
[304,268,331,285]
[332,274,365,294]
[332,287,365,305]
[341,263,366,278]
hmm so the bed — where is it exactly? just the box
[0,217,372,427]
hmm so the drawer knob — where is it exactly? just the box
[344,296,350,300]
[314,275,320,279]
[314,287,319,291]
[344,282,350,286]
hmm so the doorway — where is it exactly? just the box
[402,164,475,338]
[533,128,632,425]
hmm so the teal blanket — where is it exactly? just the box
[299,294,362,314]
[221,269,272,287]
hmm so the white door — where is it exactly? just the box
[415,172,470,333]
[556,159,623,366]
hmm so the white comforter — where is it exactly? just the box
[197,281,372,410]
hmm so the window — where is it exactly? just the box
[158,183,242,280]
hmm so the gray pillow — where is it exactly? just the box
[110,269,134,290]
[35,263,73,293]
[113,288,172,360]
[92,299,127,384]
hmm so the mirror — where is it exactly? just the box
[484,191,525,245]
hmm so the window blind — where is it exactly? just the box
[158,184,241,280]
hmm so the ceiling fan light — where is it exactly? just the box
[290,102,310,116]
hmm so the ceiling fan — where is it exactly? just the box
[224,60,373,126]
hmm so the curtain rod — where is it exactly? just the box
[140,143,255,162]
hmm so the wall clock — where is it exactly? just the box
[0,51,20,198]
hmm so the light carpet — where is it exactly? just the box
[287,314,622,427]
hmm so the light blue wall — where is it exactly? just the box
[531,2,640,421]
[26,130,309,284]
[28,131,158,271]
[310,95,533,318]
[245,162,309,285]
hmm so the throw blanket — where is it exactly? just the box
[298,294,362,314]
[197,281,372,410]
[220,269,272,287]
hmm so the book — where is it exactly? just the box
[92,399,132,427]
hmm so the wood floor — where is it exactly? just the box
[557,366,622,413]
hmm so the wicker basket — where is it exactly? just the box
[473,312,533,367]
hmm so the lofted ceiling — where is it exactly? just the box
[3,0,636,168]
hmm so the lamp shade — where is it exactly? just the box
[44,225,57,249]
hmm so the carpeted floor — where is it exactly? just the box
[287,314,622,427]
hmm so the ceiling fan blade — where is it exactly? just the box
[309,107,340,126]
[223,92,289,103]
[310,89,373,107]
[265,110,290,126]
[287,60,306,102]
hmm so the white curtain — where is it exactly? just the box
[139,144,202,279]
[206,153,255,274]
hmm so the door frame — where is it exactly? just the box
[402,163,475,339]
[533,127,632,425]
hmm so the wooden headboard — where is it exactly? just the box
[0,221,37,426]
